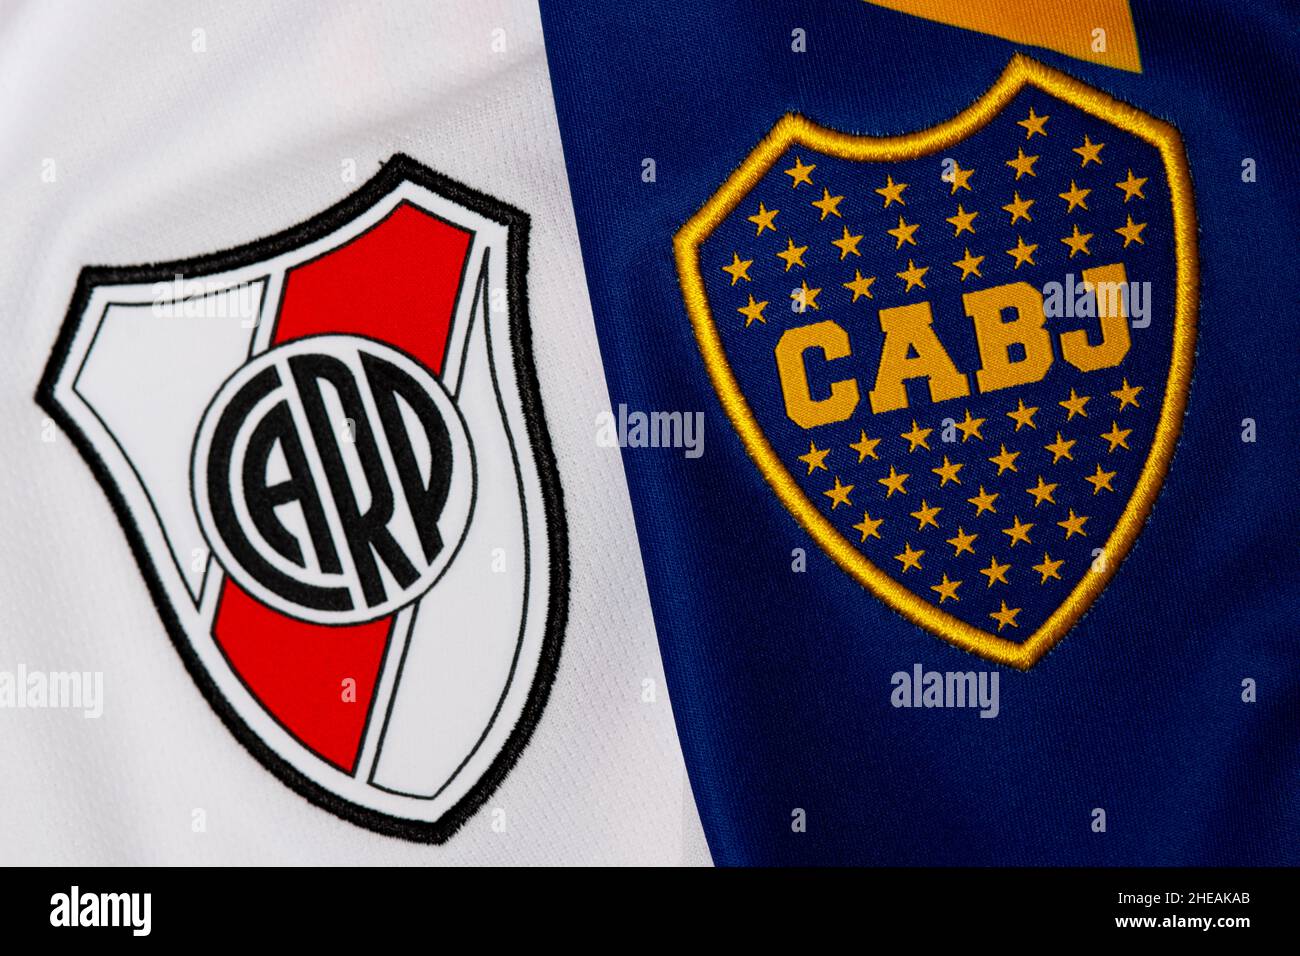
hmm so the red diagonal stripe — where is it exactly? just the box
[213,201,472,773]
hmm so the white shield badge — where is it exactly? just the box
[37,156,568,841]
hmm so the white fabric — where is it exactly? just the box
[0,0,708,865]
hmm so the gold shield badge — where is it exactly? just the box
[674,55,1197,668]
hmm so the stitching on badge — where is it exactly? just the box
[673,54,1197,670]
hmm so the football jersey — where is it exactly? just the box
[539,0,1300,864]
[4,0,1299,870]
[1,0,707,865]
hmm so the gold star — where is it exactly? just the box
[948,162,974,194]
[849,430,881,462]
[1059,387,1090,420]
[980,556,1011,587]
[853,511,884,542]
[1057,509,1089,539]
[874,174,908,207]
[811,187,844,220]
[946,204,978,236]
[947,527,978,557]
[791,280,821,312]
[967,485,999,516]
[747,202,779,235]
[737,294,769,327]
[1084,464,1117,494]
[1002,191,1034,224]
[831,225,864,259]
[1032,553,1064,584]
[1073,134,1105,167]
[887,214,919,249]
[897,259,929,291]
[894,542,925,573]
[953,247,985,281]
[798,441,830,475]
[1058,180,1091,212]
[910,500,942,531]
[843,270,877,302]
[932,455,963,487]
[1115,168,1147,202]
[1005,147,1039,180]
[1100,421,1132,452]
[931,573,962,604]
[1006,235,1038,269]
[954,409,986,442]
[775,237,807,270]
[1045,432,1076,463]
[988,443,1020,475]
[1017,106,1049,139]
[721,252,753,285]
[1116,214,1147,247]
[878,464,910,498]
[1025,475,1058,507]
[900,419,933,452]
[1006,397,1038,431]
[823,476,854,509]
[1111,379,1143,411]
[989,600,1022,631]
[1002,515,1034,548]
[784,155,816,188]
[1061,223,1094,258]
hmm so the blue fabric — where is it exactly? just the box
[539,0,1300,864]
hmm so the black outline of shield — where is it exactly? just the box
[35,155,569,843]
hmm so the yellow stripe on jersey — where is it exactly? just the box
[864,0,1142,73]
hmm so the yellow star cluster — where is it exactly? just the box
[718,105,1152,329]
[794,376,1144,634]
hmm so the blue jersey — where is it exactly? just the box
[540,0,1300,865]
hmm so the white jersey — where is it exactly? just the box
[0,0,707,865]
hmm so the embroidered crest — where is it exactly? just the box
[37,156,567,839]
[674,56,1196,668]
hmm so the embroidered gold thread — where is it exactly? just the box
[672,54,1198,670]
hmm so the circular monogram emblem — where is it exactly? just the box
[192,334,474,624]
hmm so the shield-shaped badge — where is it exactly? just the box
[675,56,1196,669]
[37,156,567,840]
